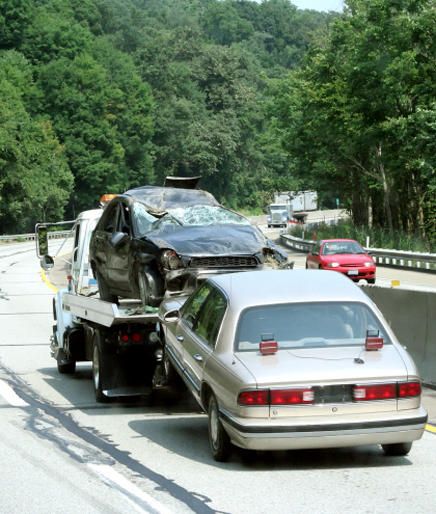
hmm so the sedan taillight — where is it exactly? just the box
[353,383,397,401]
[399,381,421,397]
[238,390,269,405]
[271,388,314,405]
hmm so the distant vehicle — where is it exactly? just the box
[306,239,376,284]
[158,269,427,461]
[274,191,318,213]
[89,185,290,306]
[267,202,293,228]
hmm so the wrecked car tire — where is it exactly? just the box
[138,266,163,308]
[97,271,118,304]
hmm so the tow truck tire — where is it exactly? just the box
[57,348,76,375]
[96,271,118,304]
[92,331,111,403]
[208,394,232,462]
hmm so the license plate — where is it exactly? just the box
[348,270,359,276]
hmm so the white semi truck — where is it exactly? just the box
[36,207,175,403]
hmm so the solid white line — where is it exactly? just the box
[0,379,29,407]
[88,463,175,514]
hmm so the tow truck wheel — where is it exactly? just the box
[57,348,76,375]
[92,331,110,403]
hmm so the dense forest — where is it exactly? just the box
[2,0,436,249]
[0,0,334,233]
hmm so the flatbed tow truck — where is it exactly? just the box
[36,206,167,403]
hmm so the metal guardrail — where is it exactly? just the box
[0,231,72,243]
[280,233,436,272]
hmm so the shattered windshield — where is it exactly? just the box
[132,202,159,236]
[162,206,251,227]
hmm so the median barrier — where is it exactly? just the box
[361,285,436,385]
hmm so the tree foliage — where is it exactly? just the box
[0,0,334,233]
[267,0,436,246]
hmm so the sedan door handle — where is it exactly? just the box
[194,354,203,362]
[176,335,184,342]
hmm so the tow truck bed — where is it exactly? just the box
[61,293,159,327]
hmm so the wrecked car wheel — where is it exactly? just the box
[97,271,118,304]
[138,267,163,308]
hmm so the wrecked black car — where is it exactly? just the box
[89,185,290,306]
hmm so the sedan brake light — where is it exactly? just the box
[238,390,269,405]
[399,381,421,397]
[271,388,314,405]
[353,383,396,401]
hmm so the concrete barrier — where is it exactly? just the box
[361,285,436,385]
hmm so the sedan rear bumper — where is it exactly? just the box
[221,407,428,451]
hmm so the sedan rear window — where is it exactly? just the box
[235,302,391,351]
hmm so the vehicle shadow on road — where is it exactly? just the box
[128,417,413,470]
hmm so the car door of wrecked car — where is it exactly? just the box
[92,203,119,284]
[182,288,227,400]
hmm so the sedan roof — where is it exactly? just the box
[124,186,220,213]
[209,269,372,310]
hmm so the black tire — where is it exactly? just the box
[208,394,232,462]
[382,442,412,456]
[57,348,76,375]
[92,331,111,403]
[137,267,163,307]
[96,271,118,304]
[367,278,376,284]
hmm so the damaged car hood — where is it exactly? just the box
[142,224,272,256]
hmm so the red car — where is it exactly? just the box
[306,239,376,283]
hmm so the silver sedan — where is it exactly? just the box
[158,269,428,461]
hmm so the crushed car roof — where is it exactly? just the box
[124,186,220,213]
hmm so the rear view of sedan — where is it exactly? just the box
[159,270,427,461]
[306,239,376,283]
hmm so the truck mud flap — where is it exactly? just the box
[100,345,154,398]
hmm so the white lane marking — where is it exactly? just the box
[88,463,176,514]
[0,379,29,407]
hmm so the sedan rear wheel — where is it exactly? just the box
[381,442,412,456]
[208,394,231,462]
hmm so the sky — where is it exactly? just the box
[288,0,344,12]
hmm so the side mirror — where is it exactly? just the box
[35,223,50,258]
[163,309,180,323]
[40,255,55,271]
[110,231,130,248]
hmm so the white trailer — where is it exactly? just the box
[36,208,171,403]
[274,191,318,212]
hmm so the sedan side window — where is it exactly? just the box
[194,290,227,348]
[311,242,321,256]
[181,283,213,330]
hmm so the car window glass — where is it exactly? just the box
[115,203,129,235]
[194,290,227,348]
[322,241,365,255]
[235,301,391,351]
[181,282,213,330]
[165,206,250,226]
[132,202,159,236]
[101,204,119,233]
[312,242,321,255]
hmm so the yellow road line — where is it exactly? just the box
[41,269,58,293]
[426,424,436,434]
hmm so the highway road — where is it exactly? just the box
[0,236,435,514]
